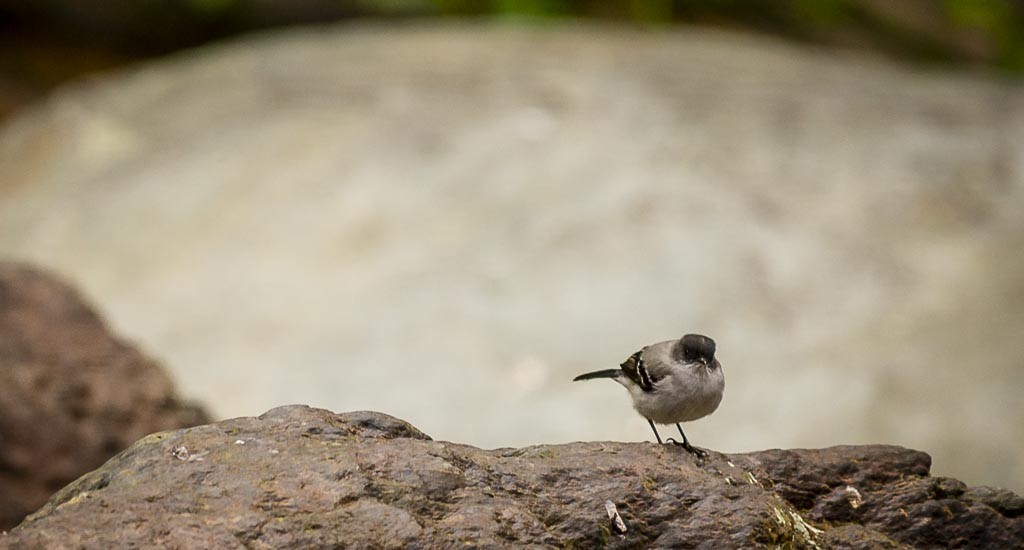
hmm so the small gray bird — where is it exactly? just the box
[573,334,724,456]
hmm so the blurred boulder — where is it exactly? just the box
[5,406,1022,547]
[0,24,1021,494]
[0,262,209,530]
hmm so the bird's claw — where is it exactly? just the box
[664,438,708,459]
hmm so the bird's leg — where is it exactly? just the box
[675,423,708,458]
[646,418,664,444]
[675,423,690,447]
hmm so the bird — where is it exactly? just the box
[573,334,724,456]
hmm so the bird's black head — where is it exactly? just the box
[678,334,716,364]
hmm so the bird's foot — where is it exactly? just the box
[665,438,708,459]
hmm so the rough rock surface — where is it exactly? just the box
[5,406,1021,548]
[0,262,210,530]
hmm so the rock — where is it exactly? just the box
[0,262,209,530]
[0,24,1022,494]
[5,406,1021,548]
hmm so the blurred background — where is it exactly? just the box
[0,0,1022,494]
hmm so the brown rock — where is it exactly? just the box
[0,262,209,530]
[5,406,1020,548]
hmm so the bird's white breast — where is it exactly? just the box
[623,362,724,424]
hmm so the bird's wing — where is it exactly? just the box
[619,349,655,392]
[640,340,685,383]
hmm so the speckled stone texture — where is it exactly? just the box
[5,406,1021,548]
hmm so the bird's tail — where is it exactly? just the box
[573,369,621,382]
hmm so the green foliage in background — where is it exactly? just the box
[341,0,1024,72]
[7,0,1024,72]
[945,0,1024,70]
